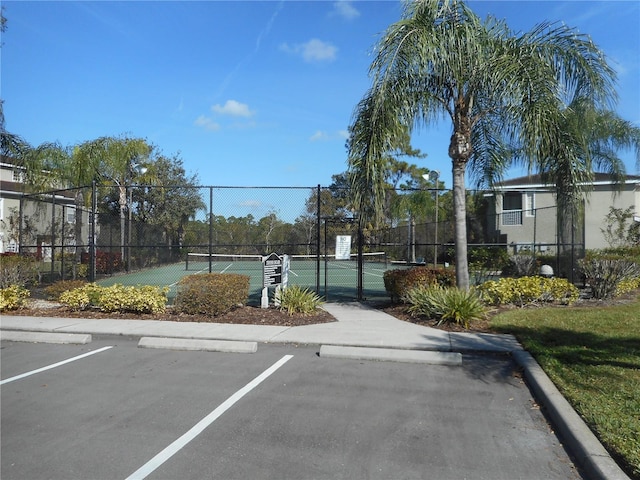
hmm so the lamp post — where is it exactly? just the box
[423,171,440,267]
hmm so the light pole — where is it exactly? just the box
[126,163,147,271]
[423,171,440,267]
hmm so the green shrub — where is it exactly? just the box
[97,285,168,314]
[0,253,39,288]
[598,246,640,263]
[383,266,456,303]
[275,285,324,315]
[44,280,88,300]
[59,283,168,314]
[468,246,510,284]
[579,250,640,299]
[0,285,30,311]
[174,273,250,316]
[501,253,537,277]
[59,284,93,310]
[477,276,579,306]
[404,285,486,329]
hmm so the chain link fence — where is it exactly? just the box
[11,184,585,299]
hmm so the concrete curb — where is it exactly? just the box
[0,330,92,345]
[512,350,631,480]
[137,337,258,353]
[319,345,463,365]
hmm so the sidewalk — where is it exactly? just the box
[0,301,631,480]
[0,302,520,353]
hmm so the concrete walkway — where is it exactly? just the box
[0,302,631,480]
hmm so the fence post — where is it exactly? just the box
[89,181,97,282]
[208,187,213,274]
[357,224,363,301]
[51,193,56,280]
[61,205,66,280]
[316,184,321,295]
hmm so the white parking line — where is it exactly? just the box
[0,346,114,386]
[125,354,294,480]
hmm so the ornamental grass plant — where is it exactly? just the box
[275,285,324,315]
[403,285,486,329]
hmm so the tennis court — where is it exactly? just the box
[97,252,394,304]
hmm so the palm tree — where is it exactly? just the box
[535,98,640,259]
[75,135,151,261]
[347,0,616,289]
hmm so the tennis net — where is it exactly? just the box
[185,253,263,271]
[185,252,387,272]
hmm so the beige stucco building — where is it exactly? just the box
[0,158,88,257]
[486,173,640,253]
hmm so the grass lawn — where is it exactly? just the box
[490,295,640,479]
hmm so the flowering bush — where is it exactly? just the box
[97,285,168,314]
[615,276,640,297]
[59,283,167,314]
[477,276,579,307]
[0,285,30,311]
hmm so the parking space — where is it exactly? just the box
[1,338,582,480]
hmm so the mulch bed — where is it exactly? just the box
[8,300,336,328]
[8,289,638,331]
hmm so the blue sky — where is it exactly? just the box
[2,0,639,191]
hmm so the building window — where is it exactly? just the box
[12,169,25,183]
[66,208,76,224]
[7,240,18,253]
[525,192,535,217]
[502,192,523,226]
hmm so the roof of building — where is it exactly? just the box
[496,173,640,189]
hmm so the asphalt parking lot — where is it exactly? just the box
[1,336,582,480]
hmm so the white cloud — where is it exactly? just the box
[239,200,263,208]
[280,39,337,63]
[310,130,329,142]
[212,99,255,117]
[310,130,348,142]
[331,1,360,20]
[194,115,220,131]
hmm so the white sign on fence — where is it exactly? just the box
[263,253,283,287]
[335,235,352,260]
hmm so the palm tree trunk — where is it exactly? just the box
[452,161,469,290]
[449,112,472,290]
[118,185,126,263]
[74,189,84,279]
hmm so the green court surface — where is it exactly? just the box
[97,255,393,304]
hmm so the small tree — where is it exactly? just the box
[601,206,640,248]
[347,0,618,290]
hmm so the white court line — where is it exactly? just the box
[329,262,385,278]
[169,262,222,287]
[0,346,114,386]
[363,270,384,278]
[125,354,294,480]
